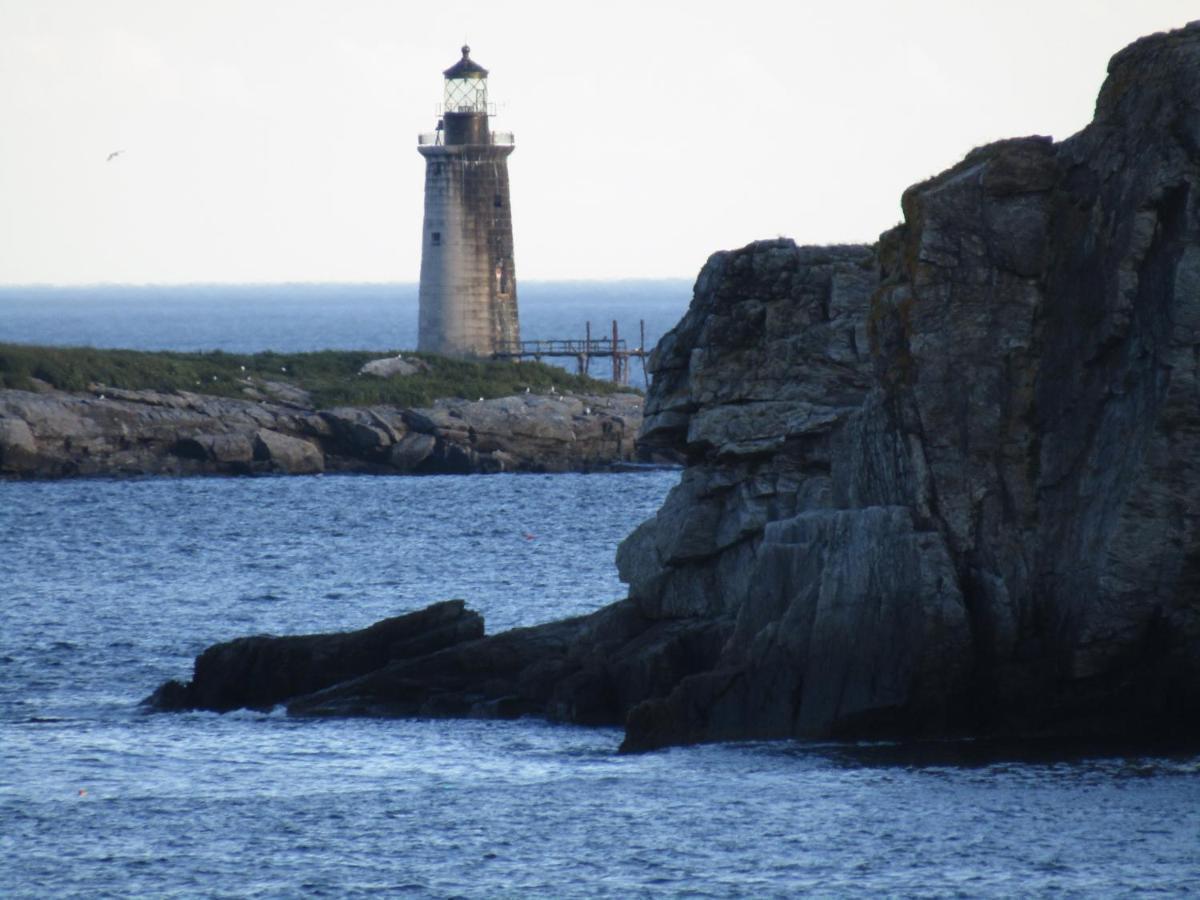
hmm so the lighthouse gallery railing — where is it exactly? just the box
[417,132,515,146]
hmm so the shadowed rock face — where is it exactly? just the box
[149,23,1200,751]
[618,21,1200,748]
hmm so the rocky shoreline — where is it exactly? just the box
[150,23,1200,751]
[0,384,644,478]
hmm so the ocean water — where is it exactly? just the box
[4,473,1199,898]
[0,281,694,389]
[2,286,1200,896]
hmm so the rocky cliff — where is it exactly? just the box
[0,386,642,478]
[615,22,1200,747]
[151,23,1200,751]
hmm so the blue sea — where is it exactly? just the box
[2,284,1200,897]
[0,281,694,389]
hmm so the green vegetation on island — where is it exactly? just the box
[0,344,632,408]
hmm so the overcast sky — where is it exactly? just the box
[0,0,1194,285]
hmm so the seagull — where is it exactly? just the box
[106,150,123,162]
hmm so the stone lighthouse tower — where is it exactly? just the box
[417,46,520,356]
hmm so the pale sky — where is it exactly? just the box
[0,0,1194,284]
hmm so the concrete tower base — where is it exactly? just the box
[417,143,520,356]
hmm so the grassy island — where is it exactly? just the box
[0,344,631,408]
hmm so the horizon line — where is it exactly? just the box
[0,276,695,290]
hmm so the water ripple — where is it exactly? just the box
[3,472,1200,896]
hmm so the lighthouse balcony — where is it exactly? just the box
[418,131,515,147]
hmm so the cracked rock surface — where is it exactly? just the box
[0,387,642,478]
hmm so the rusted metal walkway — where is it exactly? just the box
[493,320,648,385]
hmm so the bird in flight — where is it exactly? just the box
[106,150,123,162]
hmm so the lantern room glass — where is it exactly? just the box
[444,76,488,114]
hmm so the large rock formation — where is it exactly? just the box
[150,23,1200,751]
[616,22,1200,747]
[0,386,642,478]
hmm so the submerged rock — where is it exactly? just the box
[150,23,1200,751]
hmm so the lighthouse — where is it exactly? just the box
[417,46,520,356]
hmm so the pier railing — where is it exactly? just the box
[493,320,647,385]
[494,337,627,356]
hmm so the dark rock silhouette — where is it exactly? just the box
[148,601,485,712]
[149,22,1200,751]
